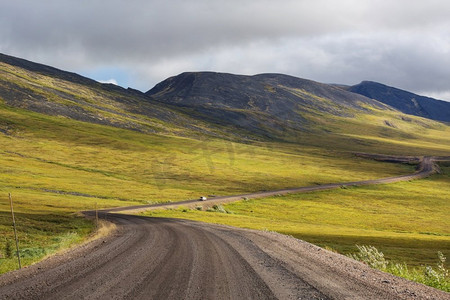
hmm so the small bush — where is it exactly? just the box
[20,247,47,258]
[348,245,450,292]
[348,245,388,270]
[5,240,13,259]
[212,205,227,213]
[421,251,449,291]
[207,204,233,214]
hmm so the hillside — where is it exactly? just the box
[349,81,450,122]
[0,53,227,139]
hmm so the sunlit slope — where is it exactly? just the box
[0,104,418,207]
[293,104,450,155]
[0,54,228,139]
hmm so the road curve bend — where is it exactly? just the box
[0,155,448,299]
[1,216,448,300]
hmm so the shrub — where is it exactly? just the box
[19,247,47,258]
[207,204,233,214]
[348,245,388,270]
[421,251,449,291]
[348,245,449,292]
[5,240,12,259]
[212,204,227,213]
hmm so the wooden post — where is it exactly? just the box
[9,193,21,269]
[95,202,99,229]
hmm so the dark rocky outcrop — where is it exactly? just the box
[349,81,450,122]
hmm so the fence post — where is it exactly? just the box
[95,202,99,229]
[9,193,21,269]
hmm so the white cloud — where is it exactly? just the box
[421,91,450,102]
[98,79,118,85]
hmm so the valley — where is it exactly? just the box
[0,53,449,296]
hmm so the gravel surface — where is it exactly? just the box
[0,215,448,299]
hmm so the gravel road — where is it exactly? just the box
[0,216,448,300]
[0,155,448,299]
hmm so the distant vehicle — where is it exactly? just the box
[199,196,207,201]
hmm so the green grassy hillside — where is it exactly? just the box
[0,101,448,274]
[0,103,421,272]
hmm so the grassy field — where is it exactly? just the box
[143,164,450,272]
[2,103,432,273]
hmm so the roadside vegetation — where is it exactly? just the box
[349,245,449,292]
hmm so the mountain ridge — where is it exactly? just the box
[0,53,144,96]
[145,71,397,139]
[349,80,450,122]
[1,52,449,146]
[146,71,385,111]
[0,53,230,138]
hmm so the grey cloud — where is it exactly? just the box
[1,1,450,100]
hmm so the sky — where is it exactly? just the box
[1,0,450,101]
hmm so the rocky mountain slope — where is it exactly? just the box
[349,81,450,122]
[146,72,394,139]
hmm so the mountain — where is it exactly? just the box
[348,81,450,123]
[146,72,393,139]
[146,72,382,110]
[2,52,450,150]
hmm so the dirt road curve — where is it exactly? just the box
[0,156,448,299]
[1,217,449,300]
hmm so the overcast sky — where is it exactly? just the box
[1,0,450,100]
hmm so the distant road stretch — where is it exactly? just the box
[107,155,443,213]
[0,155,448,299]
